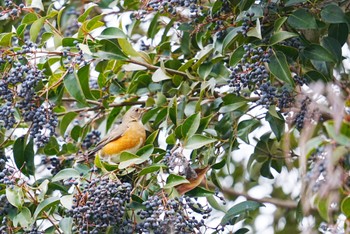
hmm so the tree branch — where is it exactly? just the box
[204,181,298,209]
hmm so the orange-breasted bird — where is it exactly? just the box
[87,106,148,164]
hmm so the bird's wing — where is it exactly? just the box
[87,123,129,157]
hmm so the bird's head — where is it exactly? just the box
[123,106,149,123]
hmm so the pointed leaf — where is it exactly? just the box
[269,51,294,85]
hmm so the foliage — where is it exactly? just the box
[0,0,349,233]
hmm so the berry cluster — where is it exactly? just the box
[63,8,80,37]
[146,0,202,17]
[293,74,307,86]
[293,97,311,129]
[164,150,197,179]
[237,12,255,37]
[67,178,132,233]
[136,194,223,233]
[228,44,271,96]
[277,87,294,109]
[0,1,24,18]
[0,55,58,147]
[280,37,303,50]
[82,130,101,150]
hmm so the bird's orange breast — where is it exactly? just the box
[100,122,146,157]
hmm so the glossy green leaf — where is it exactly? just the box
[139,164,166,176]
[24,138,35,176]
[265,106,285,141]
[221,201,264,225]
[273,17,287,32]
[6,186,23,208]
[321,4,346,24]
[13,136,25,175]
[222,27,241,53]
[60,112,78,136]
[147,12,159,39]
[78,5,96,23]
[22,12,38,24]
[303,44,336,63]
[30,17,45,42]
[324,121,350,147]
[229,45,245,67]
[33,197,60,220]
[185,187,214,197]
[269,31,298,45]
[182,113,201,140]
[59,217,73,234]
[52,168,81,182]
[184,134,216,149]
[321,37,342,64]
[164,174,189,189]
[287,9,317,29]
[269,51,294,85]
[77,64,95,100]
[63,72,88,106]
[98,27,126,39]
[237,119,260,143]
[328,23,348,46]
[341,196,350,218]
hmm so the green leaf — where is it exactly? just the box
[152,67,171,82]
[119,149,151,170]
[269,31,298,45]
[59,217,73,234]
[17,207,31,228]
[341,196,350,218]
[321,37,342,64]
[260,159,274,179]
[184,135,216,150]
[77,5,96,23]
[211,158,226,170]
[77,64,94,100]
[97,39,128,60]
[222,27,241,53]
[52,168,81,182]
[269,51,294,85]
[106,107,122,132]
[164,174,189,189]
[235,228,250,234]
[43,137,60,155]
[239,0,255,11]
[304,70,330,83]
[13,136,25,174]
[118,38,140,57]
[30,17,45,42]
[6,187,23,208]
[33,197,60,220]
[229,45,245,67]
[198,62,213,80]
[185,187,214,197]
[63,72,88,106]
[24,138,35,176]
[273,17,287,32]
[221,201,264,225]
[22,13,38,24]
[321,4,346,24]
[287,9,318,29]
[247,18,262,39]
[98,27,126,39]
[303,44,337,63]
[147,12,159,39]
[265,106,285,141]
[237,119,260,143]
[181,31,191,56]
[60,112,78,136]
[324,121,350,147]
[219,101,248,113]
[328,23,348,46]
[182,113,201,140]
[145,129,159,145]
[139,164,166,176]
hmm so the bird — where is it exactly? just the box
[86,106,149,164]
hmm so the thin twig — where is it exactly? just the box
[204,181,298,209]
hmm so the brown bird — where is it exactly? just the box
[87,106,148,164]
